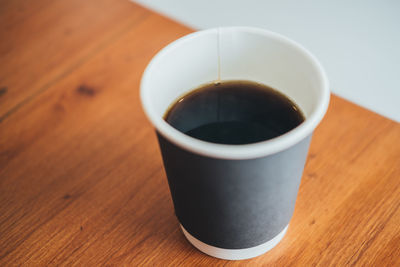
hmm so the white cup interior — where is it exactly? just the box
[141,27,329,159]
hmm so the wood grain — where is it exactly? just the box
[0,1,399,266]
[0,0,149,120]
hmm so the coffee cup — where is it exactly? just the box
[140,27,329,260]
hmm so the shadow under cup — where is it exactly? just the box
[140,27,330,260]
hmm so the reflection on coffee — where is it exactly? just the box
[164,80,305,145]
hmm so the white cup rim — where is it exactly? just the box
[140,27,330,160]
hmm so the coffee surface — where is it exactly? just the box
[164,80,304,145]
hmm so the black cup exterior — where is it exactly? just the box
[157,132,311,249]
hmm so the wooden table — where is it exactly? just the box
[1,1,399,265]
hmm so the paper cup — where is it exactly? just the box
[140,27,329,260]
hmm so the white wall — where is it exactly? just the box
[134,0,400,122]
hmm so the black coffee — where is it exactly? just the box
[164,80,305,145]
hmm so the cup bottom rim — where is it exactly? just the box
[180,224,289,260]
